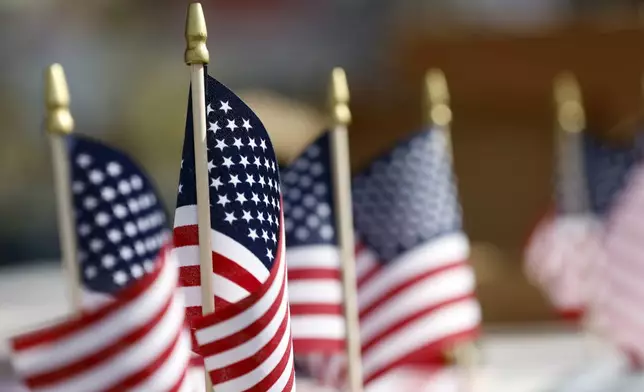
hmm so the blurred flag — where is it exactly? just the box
[8,247,193,392]
[599,162,644,364]
[281,132,345,353]
[67,135,170,308]
[173,72,295,391]
[524,133,638,319]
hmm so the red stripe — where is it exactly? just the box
[288,269,341,281]
[24,292,175,388]
[173,225,199,248]
[241,338,293,392]
[208,306,289,384]
[361,294,476,353]
[364,328,479,385]
[359,261,467,319]
[12,248,169,350]
[292,338,345,354]
[356,262,381,289]
[289,304,342,316]
[198,277,286,356]
[101,325,185,392]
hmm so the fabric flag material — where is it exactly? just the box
[68,135,170,308]
[173,72,295,391]
[524,133,639,319]
[8,246,193,392]
[281,132,346,353]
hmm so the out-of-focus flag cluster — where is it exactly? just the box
[173,73,296,391]
[524,133,639,320]
[287,128,481,388]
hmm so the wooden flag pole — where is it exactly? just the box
[425,69,479,392]
[328,68,364,392]
[185,3,214,391]
[45,63,82,312]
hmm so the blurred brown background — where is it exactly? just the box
[2,0,644,324]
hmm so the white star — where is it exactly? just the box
[78,224,91,236]
[257,212,265,224]
[77,154,92,168]
[118,180,132,195]
[258,176,266,187]
[131,264,144,278]
[85,266,97,279]
[248,229,259,241]
[239,156,250,168]
[232,137,244,149]
[130,175,143,190]
[261,230,269,242]
[208,160,216,172]
[124,222,138,237]
[207,104,215,116]
[113,204,128,219]
[181,159,184,169]
[266,248,274,261]
[229,174,241,187]
[108,229,122,243]
[219,101,232,113]
[113,270,129,285]
[215,139,228,151]
[222,156,234,169]
[251,193,261,204]
[270,161,276,172]
[226,119,238,131]
[267,214,274,225]
[95,212,110,227]
[260,139,267,151]
[263,194,270,205]
[208,121,220,133]
[242,119,252,131]
[241,210,253,223]
[89,170,105,184]
[263,158,271,170]
[89,238,104,252]
[106,162,122,177]
[217,194,231,207]
[120,246,134,261]
[83,197,98,210]
[271,232,277,243]
[224,211,237,224]
[248,138,258,150]
[210,177,223,190]
[178,183,183,193]
[102,254,116,269]
[235,192,248,205]
[253,156,262,168]
[72,181,85,194]
[245,174,256,186]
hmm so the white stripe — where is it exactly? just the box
[12,258,177,376]
[203,284,288,370]
[358,233,469,311]
[130,328,191,391]
[37,289,185,392]
[174,206,270,283]
[81,290,113,309]
[267,345,294,392]
[173,245,200,267]
[291,315,345,340]
[213,316,292,391]
[288,280,342,305]
[195,251,285,341]
[355,248,378,280]
[362,300,481,380]
[182,274,250,307]
[286,246,340,270]
[360,265,475,344]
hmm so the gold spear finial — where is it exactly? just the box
[185,3,209,65]
[424,68,452,127]
[554,72,585,134]
[45,63,74,135]
[329,67,351,126]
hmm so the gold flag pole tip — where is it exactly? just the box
[554,72,585,134]
[45,64,74,135]
[329,67,351,126]
[425,69,452,127]
[185,3,209,65]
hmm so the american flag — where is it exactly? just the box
[8,246,193,391]
[281,132,345,353]
[524,133,639,318]
[68,135,170,308]
[173,72,295,391]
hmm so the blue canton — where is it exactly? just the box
[281,132,337,247]
[68,135,169,294]
[175,73,281,269]
[352,128,462,262]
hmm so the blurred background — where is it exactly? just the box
[3,0,644,328]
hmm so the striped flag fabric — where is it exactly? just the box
[173,72,295,391]
[67,135,170,308]
[280,132,346,353]
[8,246,193,392]
[524,133,639,319]
[351,128,480,384]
